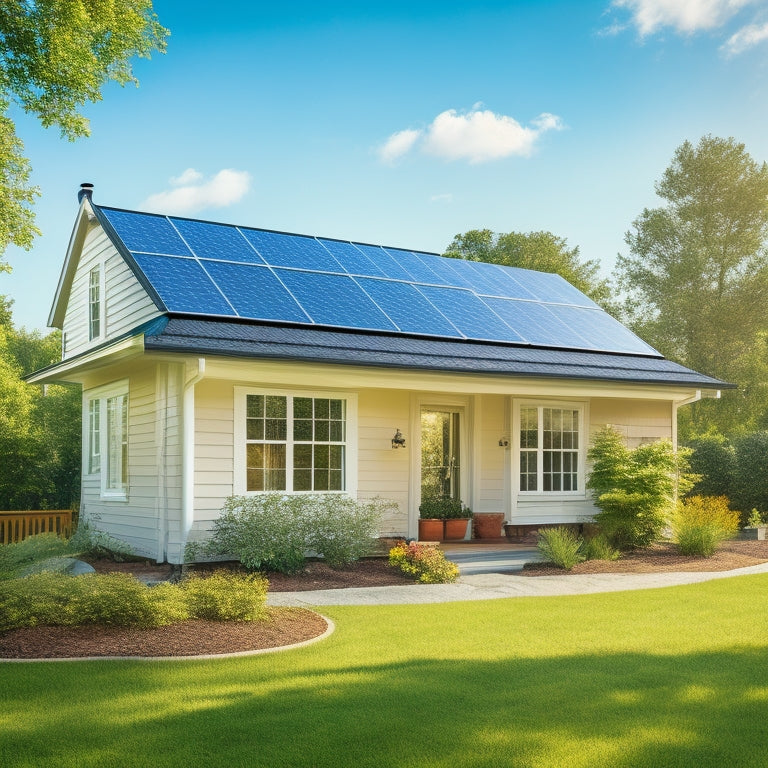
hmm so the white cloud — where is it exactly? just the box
[378,129,422,164]
[721,20,768,53]
[612,0,755,36]
[141,169,252,215]
[378,107,563,165]
[429,193,454,203]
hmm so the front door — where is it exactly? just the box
[420,409,461,503]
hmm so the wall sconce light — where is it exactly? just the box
[498,437,509,447]
[391,428,406,449]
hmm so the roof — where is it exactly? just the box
[143,316,730,389]
[93,204,661,358]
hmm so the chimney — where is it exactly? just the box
[77,183,94,204]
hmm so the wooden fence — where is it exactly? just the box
[0,510,73,545]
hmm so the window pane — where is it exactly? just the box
[294,419,312,441]
[247,395,264,418]
[294,397,312,419]
[247,469,264,491]
[329,470,343,490]
[330,400,343,420]
[314,469,329,491]
[330,421,343,442]
[265,396,286,418]
[315,420,329,441]
[106,394,127,491]
[247,419,264,440]
[314,445,330,469]
[294,469,312,491]
[315,399,329,419]
[265,418,286,441]
[294,443,312,468]
[329,444,343,468]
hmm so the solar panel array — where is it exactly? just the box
[99,207,660,357]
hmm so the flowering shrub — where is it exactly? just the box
[388,541,459,584]
[672,495,739,557]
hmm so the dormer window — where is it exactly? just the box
[88,265,101,340]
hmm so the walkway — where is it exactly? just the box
[267,543,768,607]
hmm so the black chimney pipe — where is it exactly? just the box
[78,183,94,203]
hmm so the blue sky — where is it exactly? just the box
[4,0,768,331]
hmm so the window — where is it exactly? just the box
[236,389,354,494]
[86,382,128,497]
[88,265,101,340]
[519,405,581,493]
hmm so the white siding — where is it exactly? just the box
[476,394,507,515]
[62,226,160,360]
[590,399,673,448]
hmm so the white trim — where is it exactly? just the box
[183,359,206,543]
[84,379,130,501]
[233,386,358,497]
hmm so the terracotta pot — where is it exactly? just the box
[444,518,470,540]
[473,513,504,539]
[418,518,444,541]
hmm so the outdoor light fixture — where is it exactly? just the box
[391,428,406,449]
[498,437,510,447]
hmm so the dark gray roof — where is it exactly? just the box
[144,316,730,389]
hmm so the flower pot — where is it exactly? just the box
[473,513,504,539]
[418,518,444,541]
[738,526,767,541]
[444,518,470,540]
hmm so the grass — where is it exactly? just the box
[2,575,768,767]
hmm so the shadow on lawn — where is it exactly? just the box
[2,645,768,767]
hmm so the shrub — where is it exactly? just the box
[180,571,268,622]
[68,520,136,562]
[746,508,764,528]
[733,432,768,522]
[686,434,736,499]
[587,427,695,550]
[388,541,459,583]
[671,495,739,557]
[0,533,72,580]
[196,494,390,574]
[536,527,585,570]
[418,496,473,520]
[581,532,621,562]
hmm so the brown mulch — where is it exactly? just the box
[5,542,768,660]
[522,538,768,575]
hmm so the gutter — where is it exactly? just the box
[671,389,721,446]
[181,358,206,557]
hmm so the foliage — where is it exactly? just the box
[193,494,390,574]
[418,496,473,520]
[581,532,621,562]
[536,527,585,570]
[388,540,459,583]
[444,228,615,311]
[616,136,768,435]
[671,496,739,557]
[686,433,737,499]
[180,571,269,622]
[0,0,167,267]
[587,426,695,550]
[0,532,71,580]
[746,508,764,528]
[732,432,768,518]
[0,298,81,510]
[67,519,136,562]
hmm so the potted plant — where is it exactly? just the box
[473,512,505,539]
[739,508,767,541]
[418,497,446,540]
[418,497,473,540]
[443,499,473,541]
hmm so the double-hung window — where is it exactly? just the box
[518,404,582,494]
[235,388,355,494]
[86,381,129,498]
[88,265,102,341]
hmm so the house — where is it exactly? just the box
[28,184,729,563]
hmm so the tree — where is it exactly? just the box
[0,0,167,269]
[444,229,615,310]
[616,136,768,435]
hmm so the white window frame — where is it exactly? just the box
[513,400,586,498]
[84,380,129,500]
[234,386,357,496]
[88,265,103,341]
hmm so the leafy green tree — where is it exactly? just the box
[444,229,614,310]
[0,0,167,268]
[617,136,768,435]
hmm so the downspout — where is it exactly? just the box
[671,389,720,447]
[182,358,206,558]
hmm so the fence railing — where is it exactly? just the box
[0,510,73,545]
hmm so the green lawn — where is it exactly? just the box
[2,575,768,768]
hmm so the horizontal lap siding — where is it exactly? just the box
[62,226,160,360]
[476,394,506,514]
[589,399,673,448]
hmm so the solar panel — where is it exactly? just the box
[171,218,265,265]
[98,206,662,357]
[132,254,235,315]
[355,277,462,337]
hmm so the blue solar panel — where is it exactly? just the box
[274,269,398,331]
[546,305,657,355]
[242,229,343,272]
[482,297,592,349]
[383,248,452,285]
[417,286,526,343]
[171,218,265,265]
[413,252,476,289]
[203,261,309,322]
[317,239,388,277]
[353,243,413,281]
[505,268,599,308]
[355,277,462,337]
[102,209,193,257]
[132,254,235,316]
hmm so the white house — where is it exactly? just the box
[28,184,728,563]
